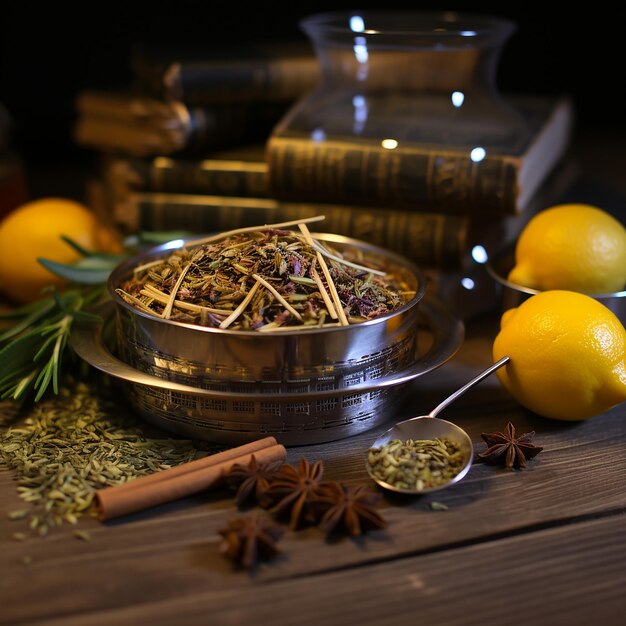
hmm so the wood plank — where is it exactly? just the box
[13,512,626,626]
[1,396,625,624]
[2,317,625,624]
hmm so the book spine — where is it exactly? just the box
[178,57,321,104]
[266,135,520,216]
[74,95,285,157]
[106,157,269,198]
[185,101,290,154]
[112,193,469,269]
[136,57,321,105]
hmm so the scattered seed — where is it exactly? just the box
[0,381,204,533]
[73,530,92,541]
[429,501,450,511]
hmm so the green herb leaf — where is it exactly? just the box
[0,286,102,403]
[37,256,124,285]
[0,298,52,320]
[0,299,56,342]
[58,235,127,261]
[429,501,450,511]
[1,367,36,400]
[59,235,99,257]
[0,328,53,383]
[0,230,206,405]
[71,309,102,323]
[136,230,192,245]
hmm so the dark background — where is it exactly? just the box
[1,1,623,198]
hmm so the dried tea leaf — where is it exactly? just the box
[116,228,414,330]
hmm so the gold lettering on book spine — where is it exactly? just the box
[313,144,345,197]
[116,190,469,268]
[268,136,518,214]
[427,151,515,212]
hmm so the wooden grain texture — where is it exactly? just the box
[15,514,626,626]
[0,370,626,624]
[2,300,626,625]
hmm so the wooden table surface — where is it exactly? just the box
[1,305,625,626]
[2,130,626,625]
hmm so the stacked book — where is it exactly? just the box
[75,42,576,318]
[75,40,321,158]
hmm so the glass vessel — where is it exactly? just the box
[267,11,535,213]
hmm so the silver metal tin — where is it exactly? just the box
[108,234,426,388]
[86,233,464,445]
[73,298,463,445]
[486,245,626,325]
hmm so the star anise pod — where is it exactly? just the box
[225,454,283,506]
[218,511,284,569]
[263,458,326,529]
[477,421,543,470]
[312,481,388,537]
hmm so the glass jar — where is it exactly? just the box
[267,11,534,213]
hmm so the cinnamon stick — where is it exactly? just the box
[95,436,286,521]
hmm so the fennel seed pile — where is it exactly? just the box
[0,381,203,535]
[116,227,414,330]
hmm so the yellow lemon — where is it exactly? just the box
[0,197,123,304]
[493,290,626,421]
[508,203,626,294]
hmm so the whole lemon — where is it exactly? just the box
[508,204,626,294]
[493,290,626,420]
[0,197,122,304]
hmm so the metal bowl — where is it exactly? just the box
[73,297,463,446]
[108,233,426,389]
[486,244,626,324]
[71,232,465,445]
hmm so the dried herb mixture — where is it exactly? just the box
[116,227,415,330]
[367,437,466,492]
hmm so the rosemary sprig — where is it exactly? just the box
[0,232,131,405]
[0,286,104,403]
[0,230,195,406]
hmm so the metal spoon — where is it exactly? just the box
[366,356,510,494]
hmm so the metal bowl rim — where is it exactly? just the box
[107,231,427,337]
[71,296,464,402]
[486,247,626,300]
